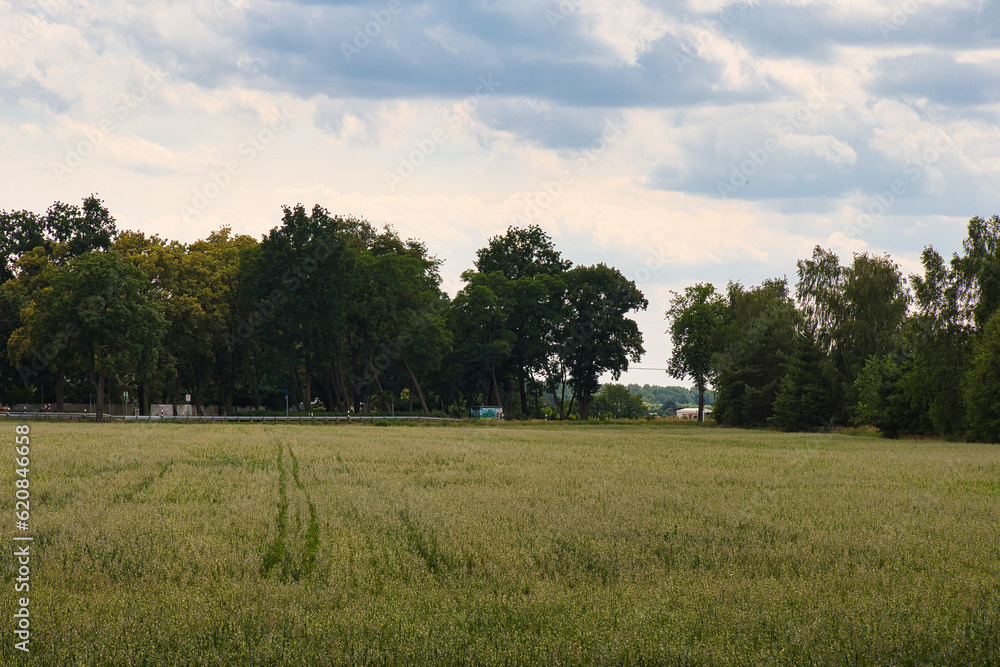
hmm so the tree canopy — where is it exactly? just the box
[666,283,724,422]
[0,199,648,421]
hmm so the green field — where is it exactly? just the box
[2,422,999,665]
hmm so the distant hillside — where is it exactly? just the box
[626,384,714,412]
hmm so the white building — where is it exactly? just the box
[675,407,712,420]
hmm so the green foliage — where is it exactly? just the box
[905,248,972,436]
[0,208,45,284]
[626,384,713,413]
[770,330,836,432]
[666,282,724,420]
[474,224,572,280]
[0,196,119,406]
[591,383,647,419]
[3,197,998,442]
[836,252,911,386]
[469,224,571,416]
[850,353,931,438]
[959,214,1000,331]
[7,251,166,419]
[44,196,118,258]
[561,264,648,420]
[794,247,910,420]
[447,271,515,407]
[456,229,646,421]
[965,309,1000,443]
[712,279,799,427]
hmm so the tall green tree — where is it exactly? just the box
[473,225,571,416]
[795,247,909,419]
[712,279,799,427]
[770,329,837,432]
[4,246,77,409]
[1,196,118,406]
[189,229,259,415]
[363,232,451,415]
[8,252,165,421]
[245,205,355,411]
[560,264,647,420]
[835,252,910,388]
[447,271,514,409]
[903,247,973,435]
[112,231,188,414]
[964,309,1000,443]
[666,283,724,422]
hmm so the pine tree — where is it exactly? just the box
[770,330,835,432]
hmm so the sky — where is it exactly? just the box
[2,0,999,388]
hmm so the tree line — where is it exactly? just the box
[666,215,1000,442]
[0,197,647,421]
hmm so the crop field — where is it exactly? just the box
[1,422,999,665]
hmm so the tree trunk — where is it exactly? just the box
[304,361,312,410]
[369,351,391,412]
[491,367,503,407]
[330,366,346,411]
[55,370,65,412]
[322,372,338,413]
[95,370,106,423]
[518,367,528,416]
[551,390,564,420]
[336,357,352,411]
[172,375,180,416]
[291,366,301,412]
[698,382,706,422]
[579,393,590,420]
[401,351,430,415]
[141,380,150,416]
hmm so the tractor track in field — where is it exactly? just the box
[260,442,321,581]
[111,460,173,504]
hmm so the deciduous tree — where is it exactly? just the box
[666,283,724,422]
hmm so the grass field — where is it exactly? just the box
[2,421,999,665]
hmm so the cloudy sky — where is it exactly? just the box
[2,0,999,387]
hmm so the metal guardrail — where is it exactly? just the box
[0,412,460,423]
